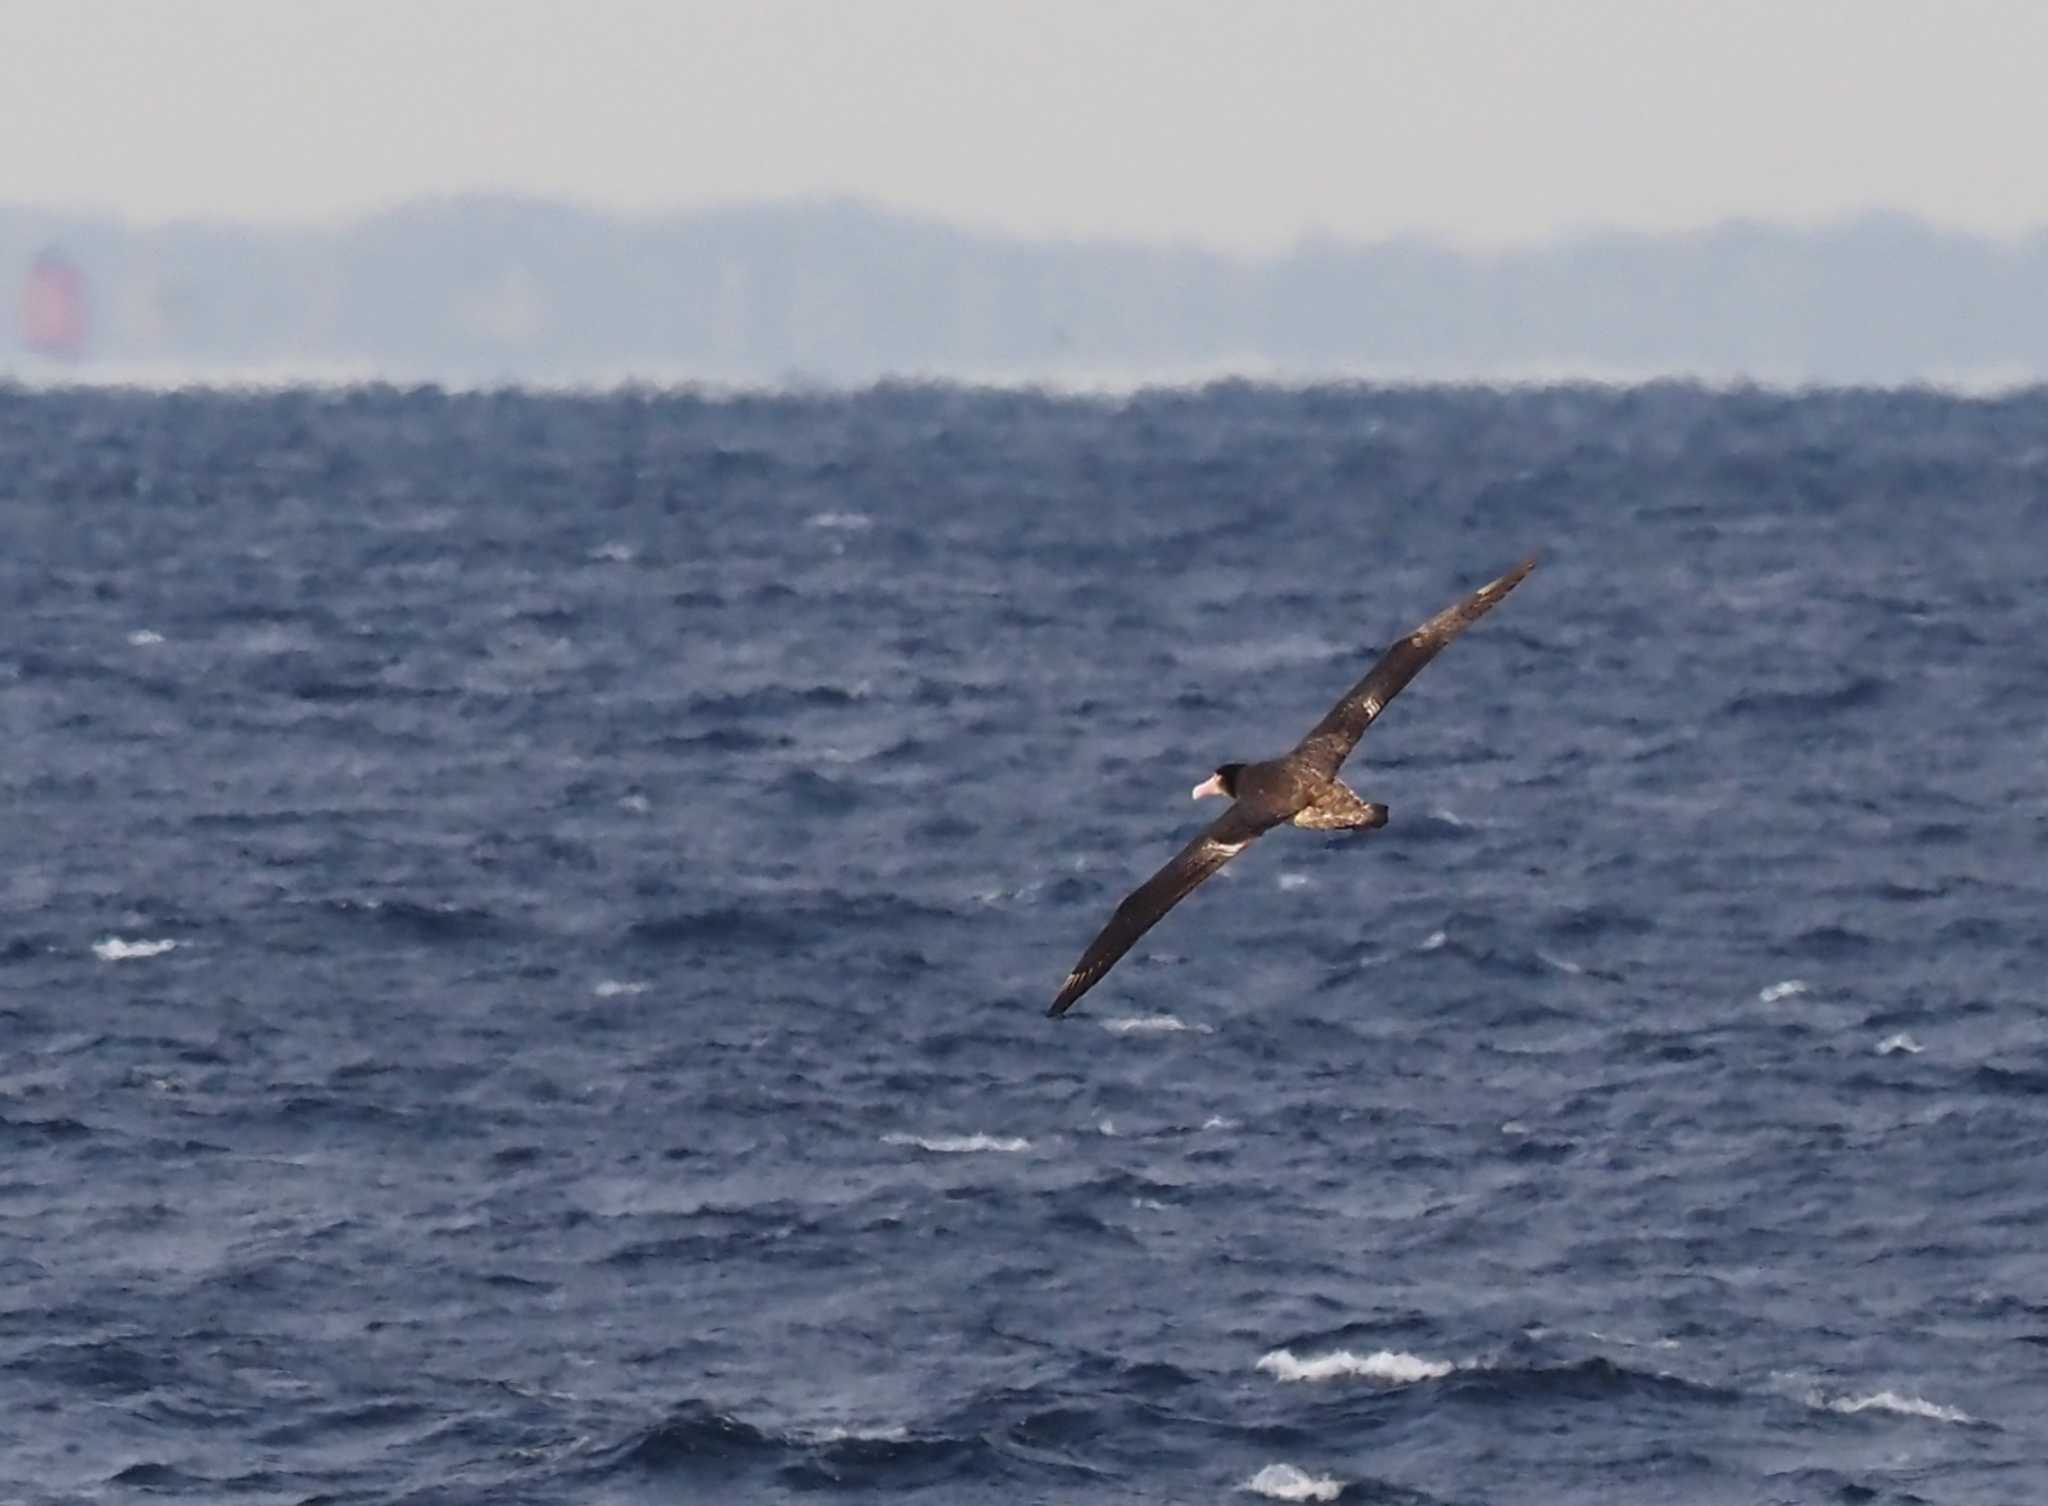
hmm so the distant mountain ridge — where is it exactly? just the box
[6,195,2047,386]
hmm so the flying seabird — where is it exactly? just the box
[1048,556,1536,1018]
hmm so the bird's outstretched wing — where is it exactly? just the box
[1049,804,1275,1017]
[1290,555,1535,781]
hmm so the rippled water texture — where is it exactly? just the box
[5,382,2048,1503]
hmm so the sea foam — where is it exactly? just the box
[1101,1013,1212,1035]
[1813,1388,1974,1425]
[882,1132,1030,1154]
[1256,1346,1454,1384]
[92,937,179,961]
[1243,1462,1344,1501]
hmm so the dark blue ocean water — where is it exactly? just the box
[5,380,2048,1504]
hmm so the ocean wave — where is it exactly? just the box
[326,898,504,941]
[1257,1347,1454,1384]
[1399,808,1478,843]
[1758,979,1809,1003]
[1810,1388,1976,1425]
[1243,1462,1345,1501]
[882,1132,1031,1154]
[801,1423,911,1443]
[1723,674,1889,720]
[628,893,952,951]
[1875,1032,1924,1055]
[587,1398,991,1492]
[599,1400,779,1474]
[92,936,178,961]
[1100,1013,1213,1035]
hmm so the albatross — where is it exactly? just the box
[1048,555,1536,1018]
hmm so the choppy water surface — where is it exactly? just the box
[5,381,2048,1503]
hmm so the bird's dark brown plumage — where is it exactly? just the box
[1049,555,1535,1017]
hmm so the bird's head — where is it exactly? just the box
[1191,763,1244,801]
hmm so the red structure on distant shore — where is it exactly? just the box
[20,248,89,360]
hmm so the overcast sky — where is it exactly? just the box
[5,0,2043,252]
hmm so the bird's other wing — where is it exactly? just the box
[1048,804,1274,1018]
[1290,555,1535,780]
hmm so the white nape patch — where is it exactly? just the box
[592,979,649,998]
[1102,1014,1212,1035]
[1876,1032,1924,1055]
[1809,1388,1975,1425]
[127,629,165,646]
[1243,1463,1345,1501]
[1276,872,1311,892]
[1758,979,1808,1003]
[807,510,873,531]
[882,1132,1030,1154]
[1418,930,1449,952]
[1256,1347,1454,1385]
[92,937,178,962]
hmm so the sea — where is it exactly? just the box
[4,379,2047,1504]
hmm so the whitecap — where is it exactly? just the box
[1243,1462,1344,1501]
[1812,1388,1973,1424]
[1759,979,1808,1003]
[882,1132,1030,1154]
[593,979,649,998]
[1276,872,1311,892]
[1876,1032,1924,1055]
[806,1423,909,1443]
[807,510,873,531]
[1101,1014,1212,1035]
[588,542,637,563]
[1427,806,1473,828]
[1201,1115,1238,1131]
[1256,1347,1453,1384]
[1536,950,1586,975]
[619,794,651,814]
[127,629,165,646]
[1418,930,1449,952]
[92,937,178,962]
